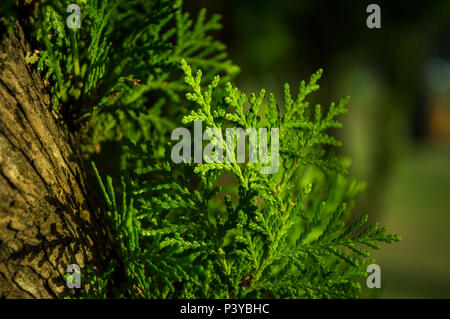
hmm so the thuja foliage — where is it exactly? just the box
[27,0,238,150]
[14,0,400,298]
[87,61,400,298]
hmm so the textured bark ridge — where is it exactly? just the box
[0,23,112,298]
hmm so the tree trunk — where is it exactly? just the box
[0,22,112,298]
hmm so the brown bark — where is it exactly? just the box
[0,22,112,298]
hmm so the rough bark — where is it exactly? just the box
[0,22,112,298]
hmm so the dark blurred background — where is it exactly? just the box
[185,0,450,298]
